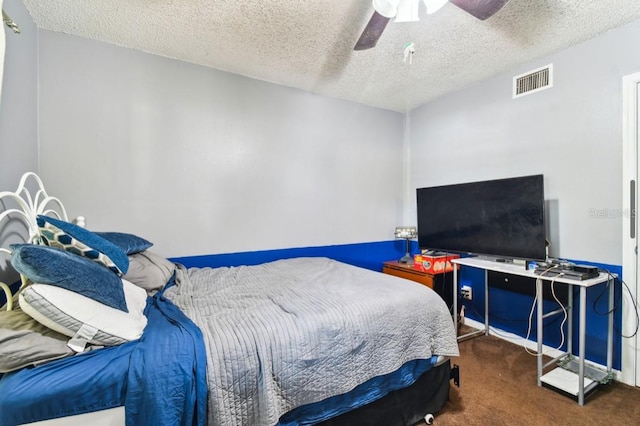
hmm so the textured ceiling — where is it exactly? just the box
[20,0,640,112]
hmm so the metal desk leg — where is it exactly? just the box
[567,284,573,359]
[578,286,587,406]
[607,277,614,373]
[536,278,543,386]
[484,269,489,335]
[453,266,458,332]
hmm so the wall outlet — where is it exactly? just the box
[461,285,472,301]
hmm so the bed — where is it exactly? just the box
[0,172,459,426]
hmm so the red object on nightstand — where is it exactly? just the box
[413,253,460,274]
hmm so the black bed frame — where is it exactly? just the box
[318,361,459,426]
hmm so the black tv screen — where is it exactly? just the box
[416,174,546,261]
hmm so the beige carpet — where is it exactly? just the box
[417,330,640,425]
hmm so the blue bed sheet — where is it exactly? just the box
[0,291,207,426]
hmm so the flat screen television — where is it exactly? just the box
[416,174,546,261]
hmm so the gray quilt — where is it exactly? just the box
[164,257,459,426]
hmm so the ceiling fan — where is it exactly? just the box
[354,0,511,50]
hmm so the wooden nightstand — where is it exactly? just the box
[383,260,456,313]
[382,261,435,289]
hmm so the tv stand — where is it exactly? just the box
[451,256,614,406]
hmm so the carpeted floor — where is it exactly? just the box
[417,329,640,425]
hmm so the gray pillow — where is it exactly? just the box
[0,306,74,373]
[123,251,175,293]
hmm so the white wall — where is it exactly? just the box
[36,31,405,258]
[408,19,640,265]
[0,0,37,283]
[0,0,37,191]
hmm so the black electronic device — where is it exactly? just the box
[573,264,599,275]
[416,174,546,261]
[533,263,599,281]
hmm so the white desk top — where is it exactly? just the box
[451,257,612,288]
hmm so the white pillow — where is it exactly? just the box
[19,279,148,347]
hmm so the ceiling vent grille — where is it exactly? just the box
[513,64,553,98]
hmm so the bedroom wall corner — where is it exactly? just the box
[400,112,414,227]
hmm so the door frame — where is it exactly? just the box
[622,72,640,386]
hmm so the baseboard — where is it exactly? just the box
[462,316,621,382]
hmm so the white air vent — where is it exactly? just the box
[513,64,553,98]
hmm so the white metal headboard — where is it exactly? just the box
[0,172,69,310]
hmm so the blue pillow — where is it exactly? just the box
[37,215,129,275]
[10,244,128,312]
[95,232,153,255]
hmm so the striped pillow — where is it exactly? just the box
[37,215,129,275]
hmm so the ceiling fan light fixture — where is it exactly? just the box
[372,0,400,18]
[356,0,509,51]
[423,0,450,14]
[395,0,421,23]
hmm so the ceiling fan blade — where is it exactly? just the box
[354,11,391,51]
[449,0,510,20]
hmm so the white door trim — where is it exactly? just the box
[621,72,640,386]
